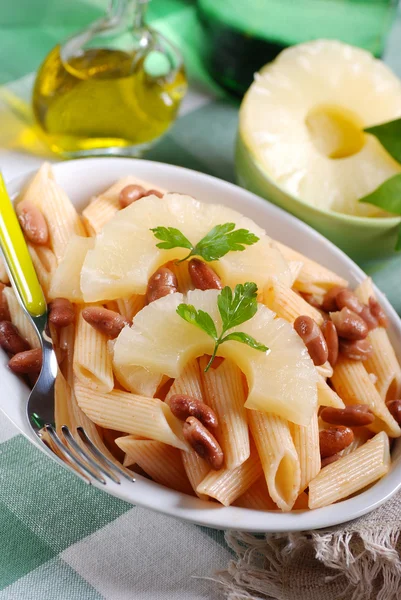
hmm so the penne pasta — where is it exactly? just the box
[363,328,401,401]
[19,163,86,262]
[27,245,57,299]
[116,294,146,322]
[73,306,114,392]
[3,286,40,349]
[200,356,250,470]
[276,242,348,293]
[234,476,278,510]
[354,278,401,400]
[82,177,166,235]
[196,441,263,506]
[248,410,301,511]
[331,356,401,437]
[74,382,189,451]
[290,412,321,493]
[49,236,94,302]
[115,437,193,494]
[166,358,210,499]
[54,371,73,434]
[263,281,324,325]
[308,431,390,509]
[288,260,304,287]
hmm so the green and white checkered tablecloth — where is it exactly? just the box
[1,1,401,598]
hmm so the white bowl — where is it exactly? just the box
[2,157,401,532]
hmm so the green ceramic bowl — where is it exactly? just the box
[235,133,401,262]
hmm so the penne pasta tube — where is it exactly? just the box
[49,236,94,302]
[116,294,146,322]
[290,412,321,493]
[331,357,401,437]
[263,281,324,326]
[354,278,401,401]
[74,382,189,451]
[196,442,263,506]
[3,286,40,349]
[55,371,73,434]
[308,431,390,509]
[27,245,57,299]
[73,306,114,392]
[234,476,278,510]
[115,437,193,494]
[19,163,86,262]
[363,328,401,401]
[165,359,210,499]
[317,375,345,409]
[276,242,348,293]
[288,260,304,287]
[82,177,166,235]
[248,410,301,511]
[200,357,250,470]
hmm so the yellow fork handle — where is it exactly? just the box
[0,173,46,317]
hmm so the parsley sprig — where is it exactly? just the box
[150,223,259,263]
[177,282,269,371]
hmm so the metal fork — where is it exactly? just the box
[0,173,134,485]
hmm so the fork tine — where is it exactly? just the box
[61,426,120,484]
[45,425,106,485]
[77,427,136,483]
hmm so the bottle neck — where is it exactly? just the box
[108,0,148,29]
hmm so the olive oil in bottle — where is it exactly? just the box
[33,0,187,158]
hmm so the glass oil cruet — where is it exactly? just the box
[32,0,187,158]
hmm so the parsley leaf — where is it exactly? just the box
[176,304,218,340]
[150,227,193,251]
[365,118,401,164]
[177,282,269,371]
[150,222,259,263]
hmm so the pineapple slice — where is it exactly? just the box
[113,289,317,426]
[240,40,401,216]
[80,194,290,302]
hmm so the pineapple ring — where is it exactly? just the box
[240,40,401,216]
[80,193,291,302]
[113,289,318,426]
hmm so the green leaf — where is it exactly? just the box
[222,331,269,353]
[218,282,258,331]
[177,283,267,372]
[151,222,259,262]
[365,118,401,164]
[176,304,218,340]
[194,223,259,262]
[150,226,193,250]
[359,173,401,215]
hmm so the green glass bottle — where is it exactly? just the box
[197,0,398,96]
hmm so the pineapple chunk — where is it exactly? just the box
[80,194,290,302]
[240,40,401,216]
[113,290,318,426]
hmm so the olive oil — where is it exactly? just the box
[33,45,187,157]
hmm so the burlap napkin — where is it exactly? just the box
[216,492,401,600]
